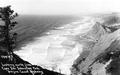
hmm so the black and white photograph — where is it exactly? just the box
[0,0,120,75]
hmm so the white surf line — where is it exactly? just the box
[14,17,96,75]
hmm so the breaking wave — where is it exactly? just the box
[14,16,97,75]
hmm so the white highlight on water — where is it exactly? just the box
[14,16,96,75]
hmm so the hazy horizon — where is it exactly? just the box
[0,0,120,15]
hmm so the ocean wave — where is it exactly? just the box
[14,16,96,75]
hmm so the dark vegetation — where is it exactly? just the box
[0,6,63,75]
[106,58,120,75]
[0,50,63,75]
[103,13,120,25]
[71,14,120,75]
[89,15,120,75]
[102,14,120,32]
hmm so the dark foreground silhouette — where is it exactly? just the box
[0,50,63,75]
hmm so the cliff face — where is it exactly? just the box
[71,14,120,75]
[14,14,120,75]
[14,17,95,75]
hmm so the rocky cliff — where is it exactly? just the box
[14,14,120,75]
[71,14,120,75]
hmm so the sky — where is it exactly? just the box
[0,0,120,15]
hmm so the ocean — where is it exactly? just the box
[14,15,93,75]
[13,15,80,50]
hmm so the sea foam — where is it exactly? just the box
[14,16,96,75]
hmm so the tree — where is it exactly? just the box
[0,5,18,61]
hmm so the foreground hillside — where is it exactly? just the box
[0,50,62,75]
